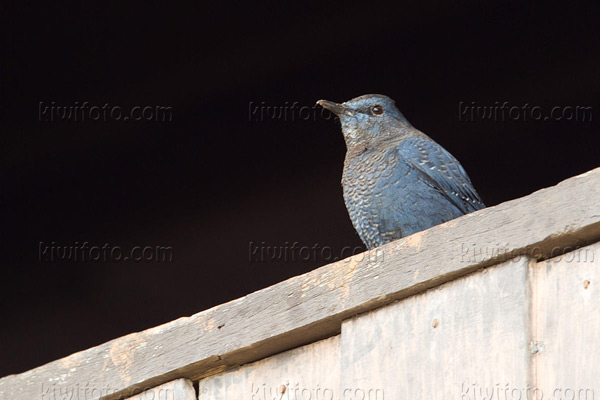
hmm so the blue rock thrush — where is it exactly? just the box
[317,94,485,250]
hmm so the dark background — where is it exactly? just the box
[2,1,599,377]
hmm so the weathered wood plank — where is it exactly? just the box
[341,257,532,400]
[199,336,340,400]
[125,379,195,400]
[531,241,600,397]
[1,167,600,400]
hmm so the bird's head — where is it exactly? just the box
[317,94,412,149]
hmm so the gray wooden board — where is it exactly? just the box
[125,379,195,400]
[531,241,600,397]
[1,167,600,400]
[199,336,340,400]
[340,257,531,400]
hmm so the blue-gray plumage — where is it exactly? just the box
[317,94,485,250]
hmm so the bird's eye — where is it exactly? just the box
[371,105,384,116]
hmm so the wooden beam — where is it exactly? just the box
[2,167,600,400]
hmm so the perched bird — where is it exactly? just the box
[317,94,485,250]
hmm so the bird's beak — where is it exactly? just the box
[317,100,354,116]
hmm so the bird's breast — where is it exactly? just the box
[342,149,399,222]
[342,148,398,192]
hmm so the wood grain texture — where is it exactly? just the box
[531,241,600,398]
[199,336,340,400]
[1,167,600,400]
[125,379,195,400]
[341,258,531,400]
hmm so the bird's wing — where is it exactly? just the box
[396,137,485,214]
